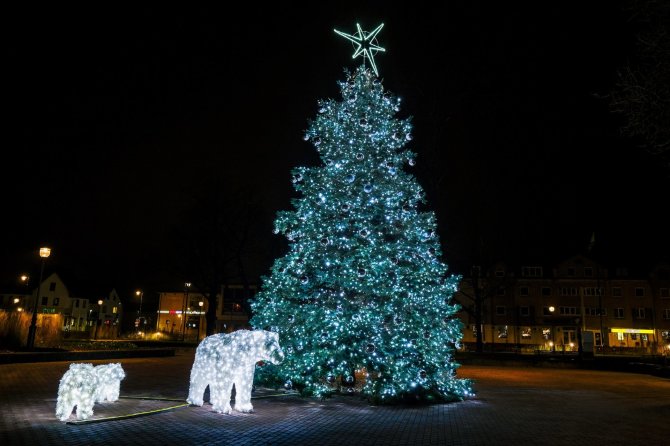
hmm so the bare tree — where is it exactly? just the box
[173,179,264,336]
[453,263,512,353]
[610,0,670,169]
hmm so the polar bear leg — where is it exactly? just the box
[187,377,207,406]
[76,402,94,420]
[234,365,255,413]
[56,398,74,421]
[211,379,233,414]
[108,382,120,402]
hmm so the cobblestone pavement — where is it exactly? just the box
[1,351,668,445]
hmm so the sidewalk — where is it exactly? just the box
[1,351,669,445]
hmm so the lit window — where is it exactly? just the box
[497,326,508,339]
[521,327,532,339]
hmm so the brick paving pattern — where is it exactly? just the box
[1,351,668,445]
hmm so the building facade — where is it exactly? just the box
[155,284,257,340]
[455,255,670,355]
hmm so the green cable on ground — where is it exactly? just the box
[65,392,296,425]
[65,403,189,425]
[120,396,186,402]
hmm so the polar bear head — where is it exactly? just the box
[95,363,125,381]
[255,330,285,365]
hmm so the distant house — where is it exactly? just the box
[0,273,123,335]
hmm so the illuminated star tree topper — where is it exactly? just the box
[334,23,386,76]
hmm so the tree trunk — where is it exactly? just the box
[205,284,219,336]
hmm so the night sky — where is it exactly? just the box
[3,2,669,297]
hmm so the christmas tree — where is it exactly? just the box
[251,24,472,403]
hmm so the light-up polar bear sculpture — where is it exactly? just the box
[94,363,126,403]
[55,362,126,421]
[187,330,284,414]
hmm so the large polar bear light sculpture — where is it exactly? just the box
[55,362,126,421]
[187,330,284,414]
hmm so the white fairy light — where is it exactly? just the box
[187,330,284,414]
[55,362,126,421]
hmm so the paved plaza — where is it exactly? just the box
[1,350,668,445]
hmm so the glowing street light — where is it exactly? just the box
[94,299,103,340]
[27,246,50,350]
[198,301,204,341]
[135,290,143,331]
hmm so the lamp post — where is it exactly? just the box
[135,290,143,333]
[198,301,204,341]
[94,299,103,340]
[548,306,556,353]
[27,247,50,350]
[19,275,29,312]
[182,282,191,342]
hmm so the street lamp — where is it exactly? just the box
[182,282,191,341]
[94,299,103,340]
[135,290,143,332]
[198,301,204,341]
[548,306,556,352]
[27,247,50,350]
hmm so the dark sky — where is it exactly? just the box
[3,2,669,296]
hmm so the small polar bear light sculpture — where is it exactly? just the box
[187,329,284,414]
[55,362,126,421]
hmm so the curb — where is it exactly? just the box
[0,348,176,364]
